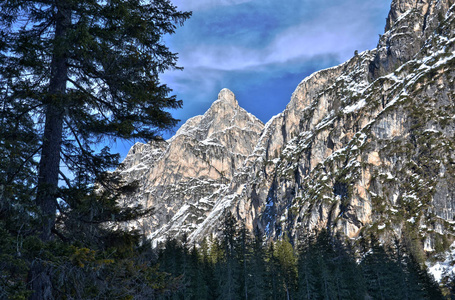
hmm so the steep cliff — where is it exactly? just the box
[118,89,264,243]
[117,0,455,262]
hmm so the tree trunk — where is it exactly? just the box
[36,1,71,241]
[28,261,54,300]
[29,3,71,300]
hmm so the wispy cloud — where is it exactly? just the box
[173,0,255,12]
[159,0,391,138]
[171,0,387,72]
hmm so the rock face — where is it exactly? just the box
[118,0,455,254]
[118,89,264,243]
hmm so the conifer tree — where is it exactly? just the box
[361,237,400,299]
[314,242,335,299]
[247,226,267,300]
[297,235,319,300]
[187,246,210,300]
[404,250,444,299]
[0,0,190,298]
[203,236,220,299]
[274,234,297,300]
[266,243,282,300]
[359,234,443,300]
[216,211,240,300]
[0,76,39,299]
[0,0,190,241]
[330,235,366,299]
[236,223,250,300]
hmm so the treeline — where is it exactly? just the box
[0,203,450,299]
[156,214,446,300]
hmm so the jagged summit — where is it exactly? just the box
[118,88,264,244]
[217,88,238,106]
[172,89,263,151]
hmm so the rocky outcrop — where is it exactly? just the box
[118,0,455,260]
[117,89,264,243]
[371,0,454,78]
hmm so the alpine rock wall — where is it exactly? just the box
[117,0,455,258]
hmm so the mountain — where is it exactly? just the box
[117,88,264,244]
[117,0,455,266]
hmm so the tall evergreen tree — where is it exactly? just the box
[236,223,250,300]
[0,74,39,299]
[360,236,399,299]
[247,226,267,300]
[313,232,336,300]
[297,234,320,300]
[187,246,210,300]
[330,235,366,299]
[0,0,190,298]
[274,234,297,300]
[216,211,240,300]
[265,242,283,300]
[404,250,444,299]
[360,234,444,300]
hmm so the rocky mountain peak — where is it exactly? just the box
[371,0,454,78]
[172,89,263,153]
[217,88,238,106]
[385,0,429,31]
[116,88,264,244]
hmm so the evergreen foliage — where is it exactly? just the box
[154,220,445,300]
[0,0,190,298]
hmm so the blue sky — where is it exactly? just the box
[117,0,391,158]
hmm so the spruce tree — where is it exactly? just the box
[236,223,250,300]
[274,234,297,300]
[0,74,40,298]
[187,246,210,300]
[360,236,397,299]
[247,226,267,300]
[330,236,366,299]
[216,211,240,300]
[266,242,284,300]
[297,235,319,300]
[404,251,444,299]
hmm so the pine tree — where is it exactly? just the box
[313,234,336,300]
[0,0,190,240]
[203,236,220,300]
[297,230,367,299]
[0,75,39,298]
[360,236,397,300]
[216,211,240,300]
[274,234,298,300]
[265,243,281,300]
[236,223,250,300]
[404,251,444,299]
[297,234,319,300]
[297,250,318,300]
[247,226,267,300]
[359,234,444,300]
[330,235,366,299]
[187,246,210,300]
